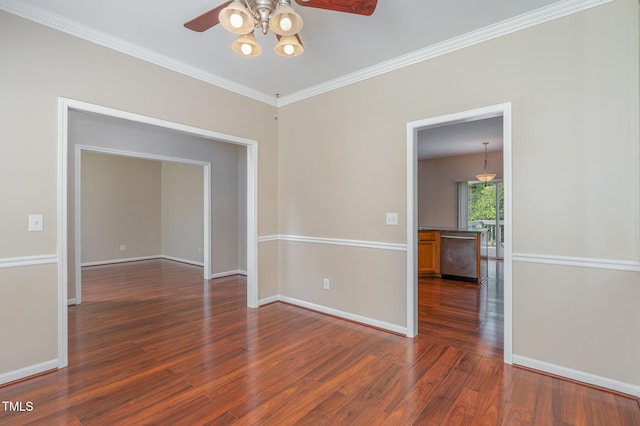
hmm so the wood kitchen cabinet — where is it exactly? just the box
[418,230,440,275]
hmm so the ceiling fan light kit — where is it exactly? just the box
[219,0,304,57]
[184,0,377,58]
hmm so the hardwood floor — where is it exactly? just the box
[1,259,638,425]
[419,260,504,360]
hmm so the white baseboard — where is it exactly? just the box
[0,359,58,386]
[513,354,640,397]
[81,255,160,267]
[274,295,408,336]
[81,255,207,268]
[67,298,76,306]
[211,270,247,279]
[258,295,280,305]
[161,255,204,267]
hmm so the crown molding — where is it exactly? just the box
[277,0,614,106]
[1,0,613,107]
[0,0,277,106]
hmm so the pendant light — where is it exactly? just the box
[476,142,496,184]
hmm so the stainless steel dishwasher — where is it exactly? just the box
[440,232,478,281]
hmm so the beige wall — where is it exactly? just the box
[277,0,639,387]
[81,153,205,266]
[418,152,504,228]
[81,152,162,263]
[0,264,58,373]
[1,0,639,392]
[161,161,205,264]
[0,11,278,377]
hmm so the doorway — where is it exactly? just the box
[406,103,513,364]
[57,97,258,368]
[75,147,211,305]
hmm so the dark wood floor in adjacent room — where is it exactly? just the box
[1,259,638,424]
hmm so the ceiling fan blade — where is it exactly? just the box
[184,1,232,32]
[294,0,377,16]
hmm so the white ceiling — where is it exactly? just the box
[3,0,570,104]
[418,116,503,160]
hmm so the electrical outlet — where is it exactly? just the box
[323,278,330,290]
[119,245,126,251]
[386,212,398,225]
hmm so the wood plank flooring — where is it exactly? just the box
[418,260,504,360]
[1,259,638,425]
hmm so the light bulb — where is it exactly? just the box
[283,44,294,55]
[241,43,252,55]
[279,15,292,32]
[230,13,244,29]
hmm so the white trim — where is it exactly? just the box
[257,235,280,243]
[258,234,407,251]
[211,270,247,279]
[0,359,58,386]
[81,256,162,267]
[406,124,418,338]
[277,296,408,335]
[67,298,76,306]
[73,144,81,305]
[0,0,611,106]
[513,253,640,272]
[258,295,280,305]
[503,106,514,365]
[246,142,259,308]
[58,98,69,369]
[407,102,513,362]
[277,0,613,105]
[0,254,57,268]
[162,256,205,268]
[58,97,259,376]
[76,145,213,166]
[513,355,640,398]
[203,162,212,279]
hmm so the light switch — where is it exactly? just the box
[386,212,398,226]
[28,214,43,232]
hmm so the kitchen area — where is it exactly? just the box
[418,226,488,283]
[417,116,504,284]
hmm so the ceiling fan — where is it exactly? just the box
[184,0,378,57]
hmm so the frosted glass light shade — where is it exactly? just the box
[475,173,496,183]
[231,33,262,57]
[269,4,303,36]
[274,35,303,57]
[219,1,254,34]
